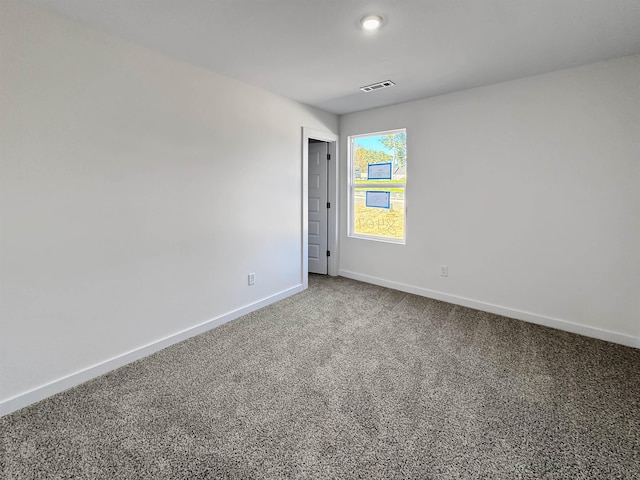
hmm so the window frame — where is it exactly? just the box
[347,128,407,244]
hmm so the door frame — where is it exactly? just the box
[302,127,339,287]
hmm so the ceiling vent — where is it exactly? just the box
[360,80,395,93]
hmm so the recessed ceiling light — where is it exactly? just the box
[361,15,383,31]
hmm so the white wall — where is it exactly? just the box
[0,0,337,414]
[339,55,640,348]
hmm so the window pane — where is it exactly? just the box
[353,187,405,240]
[349,128,406,242]
[353,131,406,183]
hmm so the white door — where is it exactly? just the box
[308,141,328,274]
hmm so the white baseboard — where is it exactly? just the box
[0,284,305,417]
[339,270,639,350]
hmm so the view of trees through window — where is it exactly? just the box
[349,129,406,242]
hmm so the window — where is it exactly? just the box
[348,129,406,243]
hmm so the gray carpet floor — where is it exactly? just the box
[1,275,639,479]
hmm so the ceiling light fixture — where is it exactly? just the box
[361,15,383,31]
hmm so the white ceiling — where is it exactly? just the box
[23,0,640,115]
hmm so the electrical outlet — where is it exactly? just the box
[440,265,448,277]
[248,273,255,286]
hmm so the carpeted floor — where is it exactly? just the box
[1,275,639,479]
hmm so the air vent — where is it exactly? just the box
[360,80,395,93]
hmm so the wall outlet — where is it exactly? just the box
[440,265,448,277]
[248,273,255,286]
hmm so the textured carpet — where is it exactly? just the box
[1,275,639,479]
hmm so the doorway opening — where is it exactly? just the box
[302,128,338,285]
